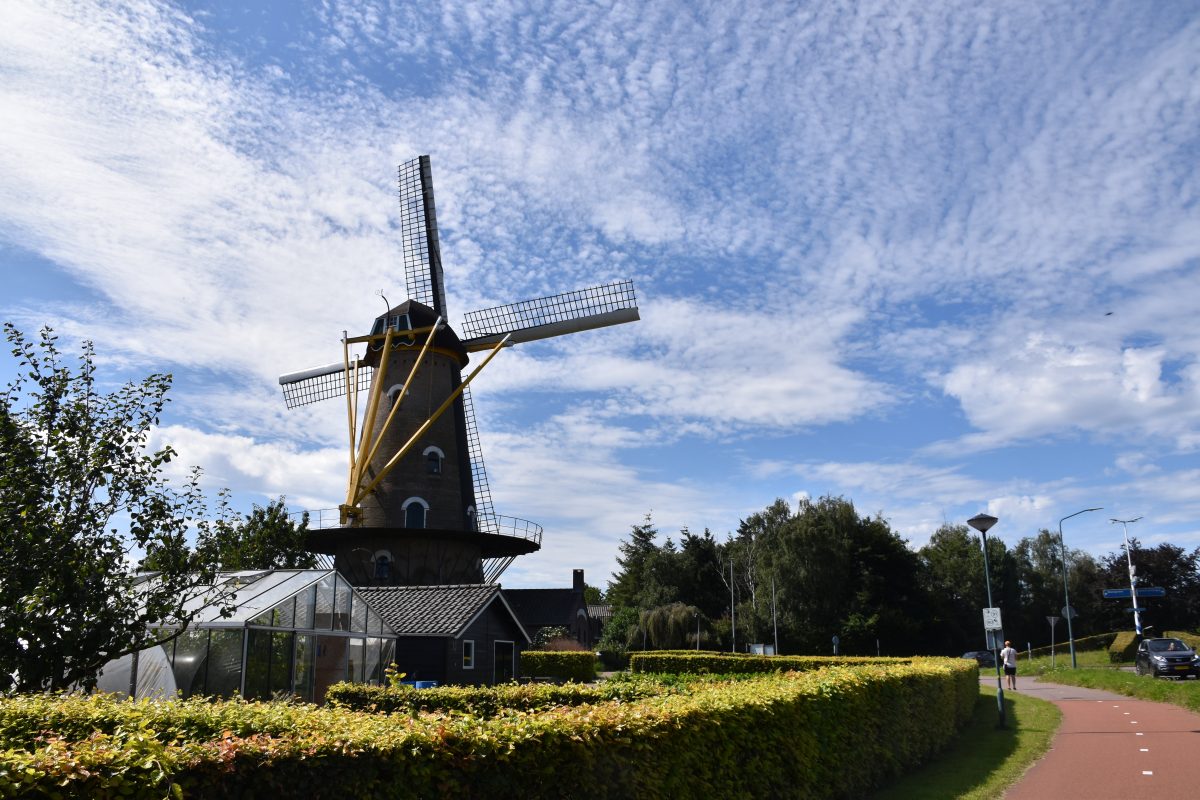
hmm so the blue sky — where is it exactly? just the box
[2,1,1198,589]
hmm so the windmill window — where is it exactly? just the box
[374,551,392,580]
[423,446,445,475]
[387,384,408,406]
[402,497,429,529]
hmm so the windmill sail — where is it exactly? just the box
[279,361,373,409]
[276,156,638,590]
[398,156,448,317]
[461,279,639,349]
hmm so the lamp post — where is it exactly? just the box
[1059,507,1102,668]
[694,610,700,651]
[968,512,1004,729]
[1110,517,1143,637]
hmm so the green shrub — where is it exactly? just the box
[519,650,596,682]
[0,659,977,799]
[325,679,658,717]
[1109,630,1138,663]
[629,651,910,675]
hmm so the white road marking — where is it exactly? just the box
[1136,732,1144,736]
[1140,748,1149,752]
[1143,771,1153,776]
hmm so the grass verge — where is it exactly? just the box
[869,685,1060,800]
[1035,667,1200,712]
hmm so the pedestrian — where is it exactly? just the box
[1000,640,1018,690]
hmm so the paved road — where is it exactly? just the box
[1001,676,1200,798]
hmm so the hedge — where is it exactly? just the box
[0,658,976,799]
[325,680,660,717]
[629,651,911,674]
[1026,631,1117,660]
[1108,631,1138,663]
[519,650,595,682]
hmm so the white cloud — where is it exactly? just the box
[2,1,1199,588]
[938,332,1200,451]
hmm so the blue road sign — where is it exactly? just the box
[1103,587,1166,599]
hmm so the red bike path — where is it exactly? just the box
[995,675,1200,798]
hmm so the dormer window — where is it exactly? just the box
[423,446,445,475]
[370,313,415,349]
[370,313,413,336]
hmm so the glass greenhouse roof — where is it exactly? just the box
[157,569,396,637]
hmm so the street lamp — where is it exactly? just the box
[1111,517,1144,636]
[967,512,1004,729]
[1059,507,1102,668]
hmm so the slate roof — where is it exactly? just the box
[503,588,586,629]
[357,584,530,642]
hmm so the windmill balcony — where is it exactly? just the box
[291,509,543,548]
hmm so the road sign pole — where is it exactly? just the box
[1112,517,1143,636]
[1047,616,1060,669]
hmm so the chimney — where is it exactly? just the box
[572,568,584,594]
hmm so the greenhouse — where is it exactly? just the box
[99,569,398,703]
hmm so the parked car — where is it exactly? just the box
[963,650,996,668]
[1134,638,1200,679]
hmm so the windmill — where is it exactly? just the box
[279,156,639,586]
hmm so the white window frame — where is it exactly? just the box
[422,445,445,475]
[401,497,429,529]
[462,639,475,670]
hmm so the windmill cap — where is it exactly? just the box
[363,299,468,368]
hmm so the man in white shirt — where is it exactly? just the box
[999,640,1018,690]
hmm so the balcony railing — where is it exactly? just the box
[478,514,543,547]
[290,508,542,546]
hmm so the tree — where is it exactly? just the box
[215,497,317,570]
[0,325,232,692]
[917,523,985,652]
[597,606,640,652]
[675,528,727,619]
[607,514,677,610]
[1098,541,1200,635]
[728,499,793,645]
[639,602,703,649]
